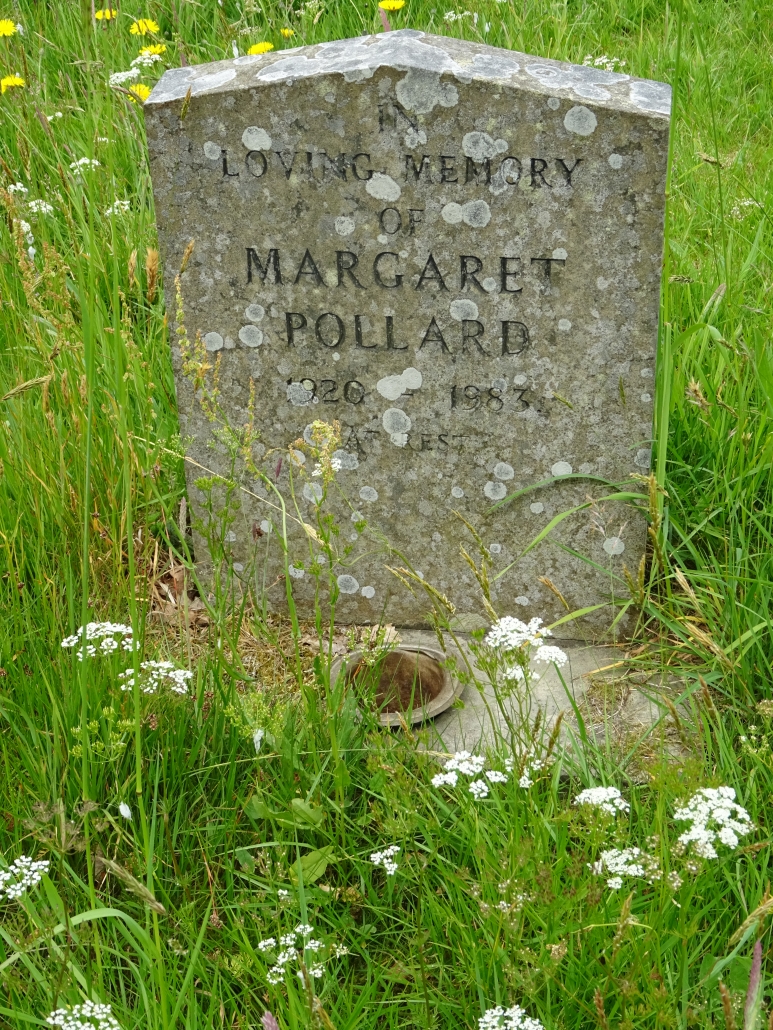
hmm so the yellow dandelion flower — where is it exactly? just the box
[1,74,25,93]
[379,0,405,9]
[139,43,166,55]
[130,18,159,35]
[247,42,274,54]
[0,18,17,36]
[280,27,295,37]
[95,8,118,19]
[128,83,152,103]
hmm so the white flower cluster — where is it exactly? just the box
[591,847,659,890]
[514,754,546,789]
[118,660,193,696]
[431,751,525,797]
[47,1001,120,1030]
[131,52,163,69]
[574,786,630,816]
[485,617,568,683]
[61,622,134,660]
[370,844,399,875]
[109,68,140,86]
[17,217,36,260]
[28,199,54,215]
[105,199,130,217]
[479,1004,545,1029]
[673,786,753,859]
[257,924,324,984]
[0,855,50,901]
[311,457,342,476]
[8,182,28,195]
[445,11,478,24]
[582,54,627,72]
[69,158,100,179]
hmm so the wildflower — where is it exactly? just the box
[469,779,490,799]
[485,616,551,651]
[574,786,630,816]
[118,660,193,695]
[1,74,25,94]
[131,52,163,68]
[62,621,132,659]
[139,43,166,55]
[305,938,323,952]
[673,786,753,859]
[444,751,485,776]
[262,1014,280,1030]
[109,68,140,86]
[0,855,50,901]
[279,933,297,946]
[431,770,458,787]
[582,54,626,73]
[592,847,659,889]
[295,923,314,936]
[128,83,151,103]
[533,644,568,667]
[48,111,63,120]
[485,770,508,783]
[258,937,276,951]
[69,157,100,174]
[309,965,324,977]
[667,871,683,890]
[95,8,118,19]
[253,728,264,753]
[379,0,405,8]
[130,18,160,35]
[277,888,289,898]
[118,802,132,820]
[280,27,295,37]
[47,1002,121,1030]
[0,18,17,36]
[28,199,54,215]
[479,1004,545,1030]
[8,182,27,194]
[105,200,130,216]
[312,457,341,476]
[370,845,400,875]
[248,42,274,54]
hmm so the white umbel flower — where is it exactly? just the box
[673,786,753,858]
[574,786,630,816]
[370,845,400,875]
[0,855,50,901]
[479,1004,545,1029]
[47,1000,121,1030]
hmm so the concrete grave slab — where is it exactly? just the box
[145,30,670,638]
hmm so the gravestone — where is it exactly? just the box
[145,30,670,636]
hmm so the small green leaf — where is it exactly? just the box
[289,846,336,885]
[234,848,256,873]
[244,796,271,821]
[289,798,325,827]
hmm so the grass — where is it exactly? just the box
[0,0,772,1028]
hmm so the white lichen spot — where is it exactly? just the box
[441,202,463,225]
[233,562,244,573]
[332,449,359,470]
[325,92,335,103]
[333,352,340,361]
[242,126,271,150]
[579,462,592,473]
[634,447,651,468]
[608,153,623,169]
[530,502,544,514]
[239,324,263,347]
[224,336,236,350]
[288,382,314,406]
[489,543,502,555]
[450,299,479,321]
[451,486,464,498]
[563,105,597,136]
[641,368,654,378]
[376,367,422,400]
[547,97,560,110]
[395,68,458,114]
[350,510,364,522]
[492,378,507,392]
[482,277,498,293]
[204,332,223,352]
[359,486,378,502]
[382,408,411,435]
[641,392,652,402]
[377,234,388,244]
[513,373,528,386]
[462,131,507,161]
[462,199,491,228]
[303,482,323,505]
[290,448,306,465]
[225,531,237,542]
[288,564,305,579]
[335,215,355,236]
[390,433,408,447]
[515,595,530,606]
[493,462,514,481]
[337,574,359,594]
[551,461,573,477]
[552,247,568,260]
[404,127,427,148]
[203,141,221,160]
[484,481,507,500]
[361,585,376,599]
[432,531,442,543]
[260,519,272,534]
[245,303,265,322]
[603,536,625,556]
[558,319,572,332]
[366,173,401,202]
[596,277,609,290]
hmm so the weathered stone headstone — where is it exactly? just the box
[145,30,670,636]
